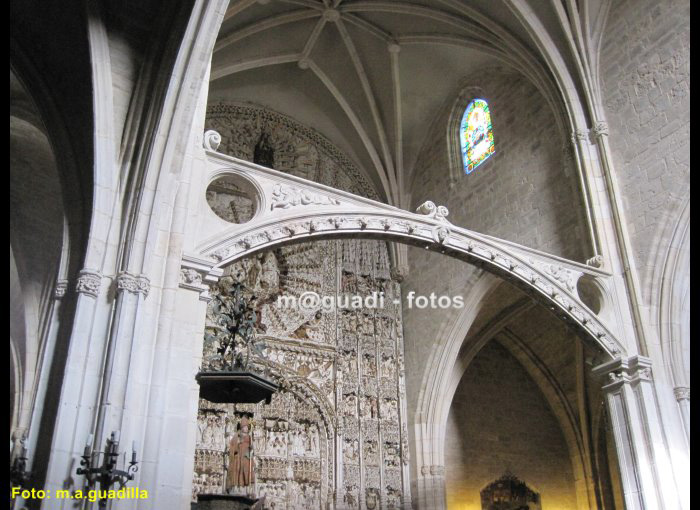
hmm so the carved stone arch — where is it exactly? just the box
[262,360,337,439]
[206,223,621,352]
[256,360,336,509]
[187,152,625,359]
[431,299,599,510]
[497,329,597,509]
[655,198,690,439]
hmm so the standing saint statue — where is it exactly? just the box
[226,416,255,493]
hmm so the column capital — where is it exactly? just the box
[593,355,653,390]
[179,254,224,302]
[75,269,103,298]
[54,279,69,299]
[116,271,150,297]
[674,386,690,402]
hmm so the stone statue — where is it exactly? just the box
[226,416,255,492]
[253,131,275,168]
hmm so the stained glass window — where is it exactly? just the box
[460,99,494,173]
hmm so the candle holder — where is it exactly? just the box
[196,279,278,404]
[77,432,138,507]
[10,438,30,488]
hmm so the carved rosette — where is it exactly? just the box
[75,270,102,298]
[116,271,150,297]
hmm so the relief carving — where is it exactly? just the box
[270,184,341,210]
[194,105,409,508]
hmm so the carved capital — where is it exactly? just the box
[116,271,150,297]
[54,279,68,299]
[674,386,690,402]
[180,268,203,287]
[594,356,654,389]
[591,121,609,140]
[390,265,409,283]
[430,465,445,476]
[75,270,102,298]
[571,128,588,145]
[179,258,222,302]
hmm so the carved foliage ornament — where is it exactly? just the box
[180,268,203,287]
[674,387,690,402]
[116,271,150,297]
[591,121,609,139]
[75,270,102,298]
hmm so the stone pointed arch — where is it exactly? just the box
[254,359,336,508]
[262,359,337,440]
[181,143,624,360]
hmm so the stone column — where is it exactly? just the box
[137,265,219,510]
[593,356,682,510]
[673,386,690,443]
[42,269,111,503]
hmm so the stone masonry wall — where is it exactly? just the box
[411,64,589,260]
[444,340,577,510]
[402,65,589,425]
[600,0,690,304]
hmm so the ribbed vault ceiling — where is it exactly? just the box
[211,0,610,205]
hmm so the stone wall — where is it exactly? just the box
[403,65,589,427]
[444,340,577,510]
[411,65,589,260]
[600,0,690,303]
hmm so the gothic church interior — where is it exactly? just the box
[11,0,689,509]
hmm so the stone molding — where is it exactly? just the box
[594,355,654,390]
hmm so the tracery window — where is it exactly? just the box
[460,98,494,173]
